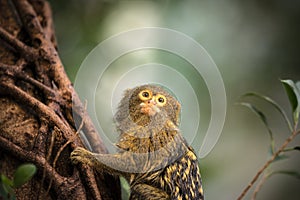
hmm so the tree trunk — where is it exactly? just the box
[0,0,120,199]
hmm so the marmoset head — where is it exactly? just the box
[115,84,181,129]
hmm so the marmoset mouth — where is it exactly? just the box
[140,101,160,116]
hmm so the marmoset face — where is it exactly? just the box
[115,85,181,128]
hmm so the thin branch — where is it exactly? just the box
[0,63,61,101]
[11,0,56,94]
[35,118,49,198]
[81,168,103,200]
[48,127,59,164]
[50,114,103,199]
[44,127,58,195]
[236,129,300,200]
[0,134,63,188]
[46,115,85,195]
[72,95,108,154]
[251,172,268,200]
[52,107,85,171]
[37,0,57,47]
[0,82,78,145]
[43,126,57,195]
[0,26,38,59]
[12,0,45,47]
[48,101,86,195]
[0,134,85,199]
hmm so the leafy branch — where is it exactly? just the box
[236,79,300,200]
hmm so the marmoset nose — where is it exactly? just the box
[148,97,156,105]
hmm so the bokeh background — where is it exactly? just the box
[48,0,300,199]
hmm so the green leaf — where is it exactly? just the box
[13,164,36,188]
[281,80,299,111]
[268,144,275,155]
[273,154,289,163]
[0,186,7,200]
[238,103,269,129]
[269,170,300,179]
[296,81,300,92]
[238,102,275,152]
[283,146,300,152]
[242,92,293,131]
[1,175,13,187]
[0,184,10,200]
[120,177,130,200]
[0,175,14,200]
[281,79,300,126]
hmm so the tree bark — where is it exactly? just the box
[0,0,120,199]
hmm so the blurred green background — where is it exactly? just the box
[49,0,300,199]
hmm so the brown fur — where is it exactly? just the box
[71,84,204,200]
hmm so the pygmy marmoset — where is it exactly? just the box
[71,84,204,200]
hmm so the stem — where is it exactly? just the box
[251,173,268,200]
[236,129,300,200]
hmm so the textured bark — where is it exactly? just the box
[0,0,120,199]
